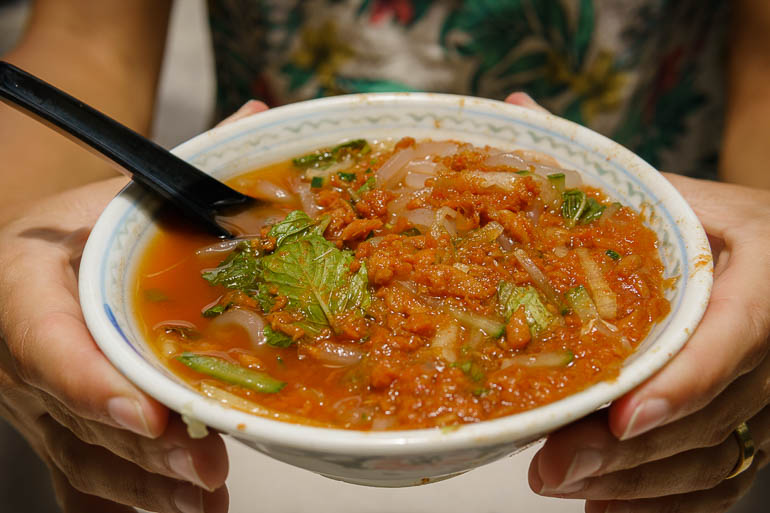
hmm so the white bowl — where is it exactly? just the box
[79,93,712,487]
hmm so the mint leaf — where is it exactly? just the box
[263,326,294,348]
[202,241,261,290]
[267,211,330,247]
[497,282,555,335]
[258,235,370,333]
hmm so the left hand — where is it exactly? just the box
[506,92,770,512]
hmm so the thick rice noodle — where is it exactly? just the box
[404,208,435,229]
[249,179,294,204]
[377,141,458,189]
[288,176,320,214]
[299,340,364,367]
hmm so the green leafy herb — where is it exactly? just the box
[515,170,532,176]
[357,176,376,194]
[338,172,356,182]
[310,176,324,188]
[292,139,370,169]
[176,353,285,393]
[497,282,555,335]
[202,241,261,290]
[263,326,294,348]
[257,235,370,334]
[202,304,227,318]
[267,210,329,248]
[606,249,621,261]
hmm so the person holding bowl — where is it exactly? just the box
[0,1,769,512]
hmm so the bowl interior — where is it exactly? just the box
[80,93,712,455]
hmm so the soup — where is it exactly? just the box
[135,138,670,430]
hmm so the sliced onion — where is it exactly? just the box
[376,148,416,188]
[195,239,242,257]
[250,179,294,204]
[404,171,431,189]
[501,350,573,369]
[208,308,267,349]
[432,206,458,238]
[153,320,198,332]
[404,208,435,228]
[412,140,459,159]
[513,248,562,307]
[497,233,515,252]
[575,248,617,320]
[524,199,544,225]
[553,246,569,258]
[406,160,440,174]
[464,171,520,191]
[431,321,460,363]
[299,341,364,367]
[483,152,529,170]
[371,414,397,430]
[600,202,622,225]
[288,176,320,214]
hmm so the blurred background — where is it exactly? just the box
[0,1,768,512]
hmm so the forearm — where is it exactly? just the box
[721,0,770,189]
[0,0,171,219]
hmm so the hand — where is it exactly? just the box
[0,99,267,513]
[506,92,770,511]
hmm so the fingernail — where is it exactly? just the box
[107,397,151,437]
[621,398,671,440]
[174,485,204,513]
[541,478,586,495]
[168,448,210,491]
[564,449,603,484]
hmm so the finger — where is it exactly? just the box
[584,463,757,513]
[533,354,770,490]
[39,414,229,513]
[504,92,550,113]
[533,429,742,500]
[607,231,770,440]
[0,228,167,437]
[215,99,269,127]
[45,402,228,491]
[49,464,136,513]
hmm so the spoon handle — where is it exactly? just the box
[0,61,252,238]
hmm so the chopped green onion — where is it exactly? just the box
[579,198,606,224]
[176,353,286,393]
[401,227,421,237]
[562,190,587,228]
[357,176,376,194]
[565,285,600,323]
[338,172,356,182]
[310,176,324,188]
[292,139,370,169]
[143,289,169,302]
[606,249,621,261]
[515,170,532,176]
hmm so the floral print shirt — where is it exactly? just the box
[208,0,728,179]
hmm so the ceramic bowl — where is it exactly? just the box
[79,93,712,487]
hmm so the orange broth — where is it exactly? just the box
[134,138,670,430]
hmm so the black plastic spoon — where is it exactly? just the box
[0,61,255,238]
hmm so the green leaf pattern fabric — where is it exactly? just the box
[208,0,727,179]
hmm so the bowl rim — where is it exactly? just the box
[79,92,713,455]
